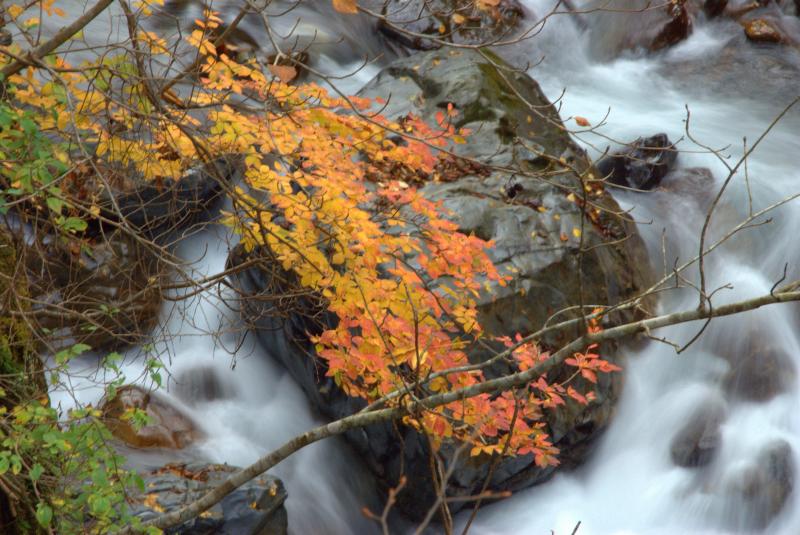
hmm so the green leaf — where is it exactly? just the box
[91,496,111,515]
[46,196,64,214]
[0,456,9,474]
[10,455,22,475]
[30,463,44,482]
[57,216,88,233]
[55,343,92,364]
[35,503,53,527]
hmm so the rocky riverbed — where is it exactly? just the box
[15,0,800,533]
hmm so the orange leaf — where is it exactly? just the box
[268,64,298,83]
[332,0,358,14]
[574,116,591,127]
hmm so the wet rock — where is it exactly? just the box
[132,462,287,535]
[21,230,163,352]
[726,440,795,529]
[723,341,796,401]
[659,167,715,203]
[230,49,655,519]
[584,0,693,59]
[174,366,233,405]
[670,396,727,467]
[368,0,525,50]
[742,17,789,42]
[101,385,200,449]
[662,28,800,101]
[595,134,678,191]
[65,158,233,241]
[704,0,729,18]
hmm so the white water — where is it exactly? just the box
[464,2,800,534]
[43,1,800,533]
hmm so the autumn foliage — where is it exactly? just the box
[1,0,621,477]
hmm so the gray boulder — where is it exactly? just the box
[230,48,654,518]
[131,462,287,535]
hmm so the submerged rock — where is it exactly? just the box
[662,17,800,101]
[725,440,795,529]
[670,395,727,468]
[174,366,233,405]
[132,462,287,535]
[595,134,678,191]
[723,342,796,402]
[101,385,200,449]
[230,48,655,519]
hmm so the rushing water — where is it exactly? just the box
[44,1,800,533]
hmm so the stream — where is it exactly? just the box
[45,0,800,533]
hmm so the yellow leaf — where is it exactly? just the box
[7,5,24,18]
[572,227,581,239]
[143,494,164,513]
[332,0,358,14]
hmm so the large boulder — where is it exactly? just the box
[230,49,654,518]
[131,462,287,534]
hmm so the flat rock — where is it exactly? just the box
[131,462,287,535]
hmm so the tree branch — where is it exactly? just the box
[123,283,800,533]
[0,0,115,79]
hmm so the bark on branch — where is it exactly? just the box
[0,0,114,79]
